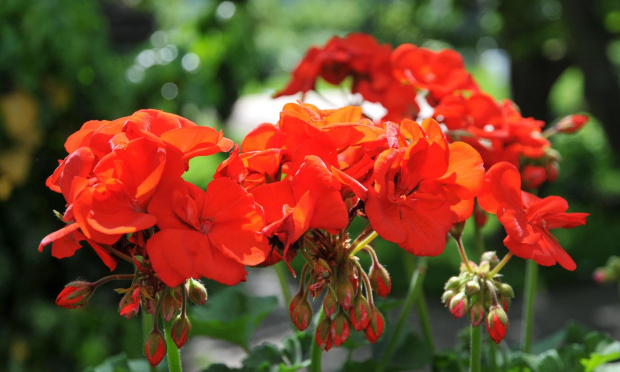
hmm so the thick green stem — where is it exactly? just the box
[376,257,428,372]
[164,320,183,372]
[274,262,292,306]
[310,307,325,372]
[522,260,538,353]
[416,294,435,352]
[489,341,498,372]
[470,325,482,372]
[348,230,378,257]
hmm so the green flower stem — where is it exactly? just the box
[522,260,538,353]
[488,252,513,278]
[164,320,183,372]
[376,257,428,372]
[274,261,292,306]
[470,325,482,372]
[455,236,474,273]
[310,307,325,372]
[348,230,378,257]
[416,294,435,352]
[489,341,498,372]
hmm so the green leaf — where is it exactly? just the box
[83,353,164,372]
[190,287,278,350]
[581,341,620,372]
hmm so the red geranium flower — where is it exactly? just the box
[477,162,588,270]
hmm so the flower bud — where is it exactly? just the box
[349,294,371,331]
[480,251,499,269]
[449,292,468,319]
[364,307,385,344]
[289,292,313,331]
[55,281,94,309]
[369,263,391,297]
[323,290,339,318]
[348,263,359,291]
[441,289,456,305]
[499,283,514,299]
[444,276,460,290]
[171,314,192,349]
[469,302,485,327]
[486,305,509,344]
[521,165,547,190]
[450,222,465,240]
[337,279,355,311]
[474,204,488,227]
[555,114,589,134]
[465,280,481,296]
[161,289,181,322]
[331,312,351,347]
[144,328,166,367]
[187,279,207,305]
[119,287,141,319]
[593,268,608,283]
[315,316,333,351]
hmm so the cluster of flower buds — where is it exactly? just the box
[288,230,388,350]
[442,251,514,343]
[593,256,620,284]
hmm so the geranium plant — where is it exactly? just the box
[40,33,592,372]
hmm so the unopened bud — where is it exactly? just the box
[369,263,392,297]
[364,307,385,344]
[323,290,339,318]
[144,328,166,367]
[161,289,181,322]
[521,165,547,190]
[555,114,589,134]
[474,204,488,227]
[469,302,485,327]
[486,305,509,344]
[315,316,333,351]
[337,279,355,311]
[171,315,191,349]
[499,283,514,298]
[593,268,608,283]
[187,279,207,305]
[349,294,371,331]
[444,276,460,290]
[465,280,481,296]
[449,292,468,318]
[56,281,94,309]
[441,289,456,305]
[480,251,499,269]
[289,292,313,331]
[450,222,465,240]
[119,287,141,319]
[331,312,351,347]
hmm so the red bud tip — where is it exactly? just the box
[119,287,141,319]
[369,263,391,297]
[349,295,371,331]
[486,305,509,344]
[323,290,339,318]
[171,315,192,349]
[337,279,354,311]
[556,114,589,134]
[315,317,333,351]
[187,279,207,305]
[289,292,313,331]
[364,308,385,344]
[593,268,607,283]
[330,312,351,347]
[144,329,166,367]
[55,281,94,309]
[161,289,181,322]
[449,292,468,319]
[469,302,485,327]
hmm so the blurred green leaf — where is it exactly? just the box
[190,287,278,350]
[82,353,164,372]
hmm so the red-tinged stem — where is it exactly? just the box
[353,260,375,307]
[99,243,133,263]
[92,274,135,287]
[454,236,474,273]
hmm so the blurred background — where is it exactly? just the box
[1,0,620,371]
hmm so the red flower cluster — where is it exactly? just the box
[40,109,271,287]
